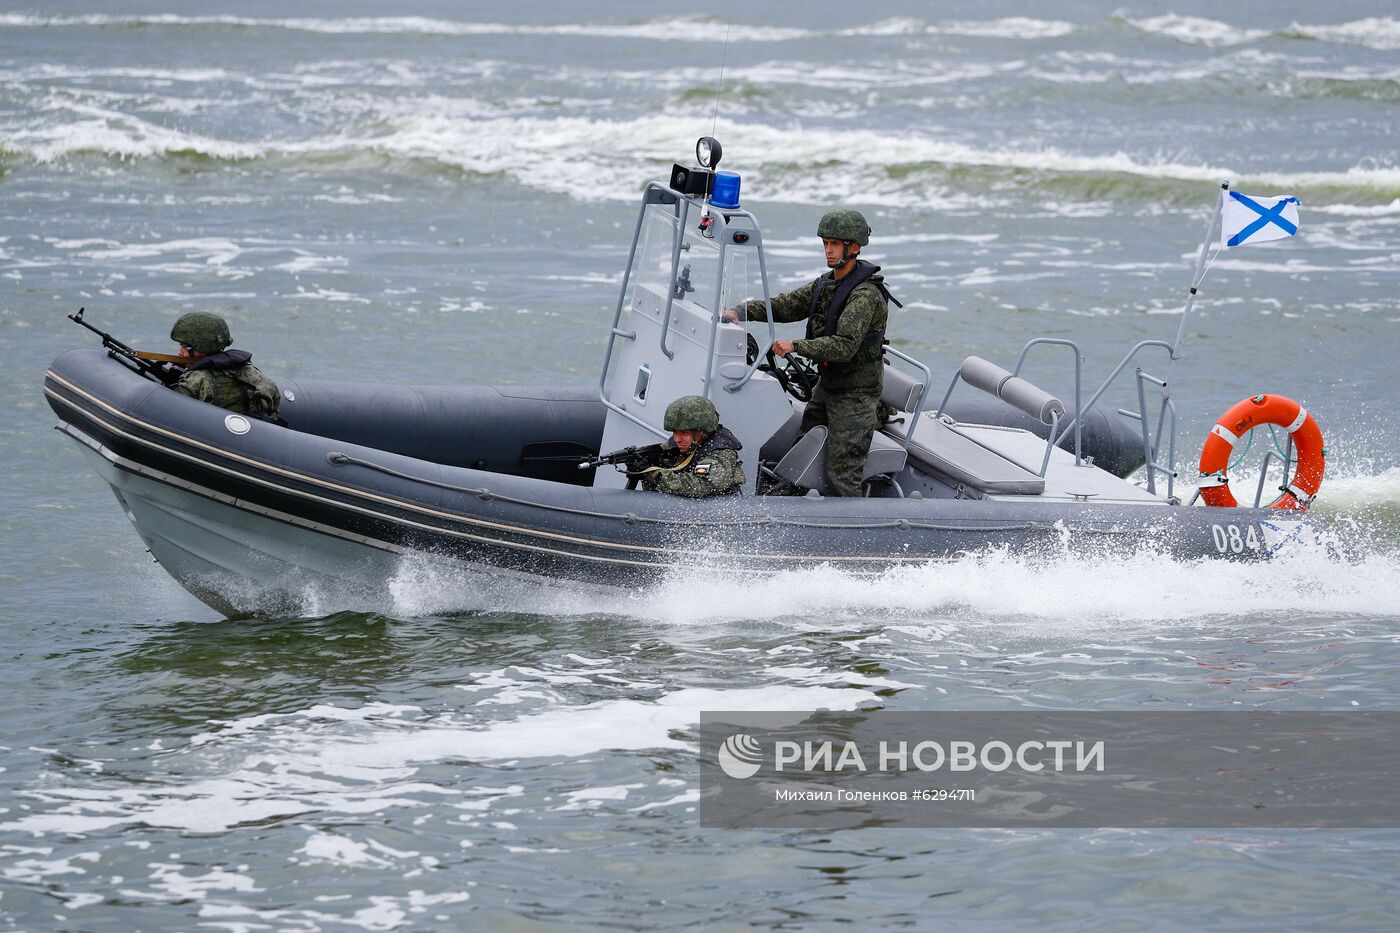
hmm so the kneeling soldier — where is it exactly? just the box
[636,396,745,498]
[169,311,283,423]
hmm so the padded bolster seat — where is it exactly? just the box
[774,426,909,492]
[958,356,1064,425]
[881,365,926,413]
[884,414,1045,495]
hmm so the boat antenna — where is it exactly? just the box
[711,20,732,138]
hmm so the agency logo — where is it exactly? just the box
[717,733,764,780]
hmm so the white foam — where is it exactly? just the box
[0,62,234,83]
[558,784,642,809]
[928,17,1075,40]
[1125,14,1270,47]
[194,889,468,931]
[274,253,349,274]
[1312,467,1400,516]
[84,237,243,266]
[1,851,99,884]
[0,13,1088,43]
[149,863,261,900]
[7,102,1397,204]
[1291,17,1400,52]
[1309,199,1400,217]
[628,526,1400,628]
[841,17,925,37]
[288,684,873,773]
[1,684,873,837]
[2,105,265,162]
[1209,257,1381,274]
[300,832,393,868]
[630,789,701,812]
[0,13,812,42]
[1126,14,1400,52]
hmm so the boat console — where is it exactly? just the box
[595,137,1152,503]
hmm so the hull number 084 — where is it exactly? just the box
[1211,523,1260,554]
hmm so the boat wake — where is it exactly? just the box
[161,480,1400,628]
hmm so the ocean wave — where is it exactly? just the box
[0,13,811,41]
[1270,73,1400,104]
[1284,17,1400,52]
[1309,199,1400,217]
[6,11,1397,52]
[837,16,1075,39]
[927,17,1075,40]
[640,59,1029,92]
[1123,14,1400,52]
[4,111,1397,204]
[1122,14,1271,47]
[10,45,1398,107]
[0,12,1076,42]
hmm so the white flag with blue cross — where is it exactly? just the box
[1219,191,1300,248]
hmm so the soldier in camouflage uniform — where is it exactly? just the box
[723,210,892,497]
[170,312,283,423]
[636,396,745,498]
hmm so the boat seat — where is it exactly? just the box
[882,365,926,414]
[883,414,1045,495]
[758,363,927,463]
[773,426,908,493]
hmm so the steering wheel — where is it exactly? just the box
[746,333,816,403]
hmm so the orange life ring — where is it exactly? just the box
[1198,394,1324,510]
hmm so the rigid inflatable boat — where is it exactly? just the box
[46,140,1316,615]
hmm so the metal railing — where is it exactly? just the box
[924,335,1187,493]
[1013,338,1082,464]
[596,182,776,438]
[1051,339,1179,498]
[883,344,933,446]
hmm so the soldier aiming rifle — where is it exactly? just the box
[580,397,744,498]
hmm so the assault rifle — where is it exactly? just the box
[67,307,185,386]
[578,443,665,489]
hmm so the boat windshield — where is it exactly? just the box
[626,202,753,318]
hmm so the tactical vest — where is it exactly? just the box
[658,426,744,495]
[187,350,283,423]
[695,425,743,458]
[804,260,895,375]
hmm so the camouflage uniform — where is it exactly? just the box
[740,248,889,497]
[169,311,283,422]
[638,396,745,497]
[640,427,745,498]
[173,351,282,422]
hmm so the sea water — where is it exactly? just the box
[2,1,1399,927]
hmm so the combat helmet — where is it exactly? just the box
[170,311,232,354]
[816,209,871,246]
[663,395,720,434]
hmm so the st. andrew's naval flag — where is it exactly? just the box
[1220,191,1300,248]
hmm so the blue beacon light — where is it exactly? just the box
[710,171,741,210]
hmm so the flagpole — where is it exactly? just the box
[1165,181,1228,388]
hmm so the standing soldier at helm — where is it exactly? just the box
[723,210,895,497]
[169,311,284,424]
[634,395,745,498]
